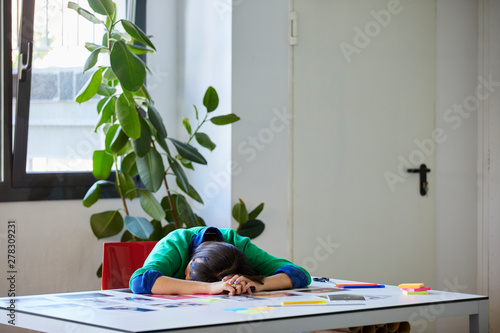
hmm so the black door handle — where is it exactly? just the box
[407,164,431,196]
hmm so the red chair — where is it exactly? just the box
[101,241,158,290]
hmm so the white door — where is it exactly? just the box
[291,0,437,286]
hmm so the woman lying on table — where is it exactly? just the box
[130,226,311,295]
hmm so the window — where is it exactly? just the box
[0,0,145,201]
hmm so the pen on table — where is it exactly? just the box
[336,284,385,289]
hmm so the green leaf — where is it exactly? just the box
[148,220,164,241]
[110,126,130,153]
[203,86,219,112]
[197,215,206,226]
[195,132,216,151]
[132,116,151,157]
[161,195,177,223]
[237,219,265,239]
[210,113,240,125]
[137,149,165,192]
[116,172,136,200]
[92,150,113,180]
[124,215,154,239]
[97,84,116,97]
[169,138,207,165]
[194,105,199,120]
[83,180,111,207]
[85,42,106,52]
[116,93,141,139]
[83,47,104,73]
[182,118,191,134]
[127,43,155,55]
[179,158,194,170]
[88,0,115,16]
[90,210,124,239]
[147,105,167,138]
[155,135,170,155]
[96,264,102,278]
[105,2,117,30]
[95,96,115,132]
[120,230,137,242]
[162,223,176,237]
[75,68,104,104]
[168,156,189,191]
[176,195,197,228]
[110,41,146,92]
[103,67,117,81]
[248,203,265,220]
[105,124,119,153]
[232,201,249,224]
[138,190,166,221]
[176,177,203,204]
[121,152,138,177]
[121,20,156,51]
[67,2,103,24]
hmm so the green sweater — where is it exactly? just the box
[129,227,311,293]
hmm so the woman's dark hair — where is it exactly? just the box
[188,242,264,284]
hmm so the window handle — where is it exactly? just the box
[18,41,33,82]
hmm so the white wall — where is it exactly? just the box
[176,0,232,228]
[231,0,292,259]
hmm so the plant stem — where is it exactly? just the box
[114,157,129,216]
[186,113,208,145]
[151,140,179,229]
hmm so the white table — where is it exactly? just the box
[0,279,488,333]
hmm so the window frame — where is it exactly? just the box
[0,0,146,202]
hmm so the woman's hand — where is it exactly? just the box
[223,273,293,294]
[222,275,262,294]
[206,280,245,296]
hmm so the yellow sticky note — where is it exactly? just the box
[250,306,277,311]
[398,283,424,289]
[402,290,429,295]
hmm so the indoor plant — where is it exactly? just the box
[68,0,265,275]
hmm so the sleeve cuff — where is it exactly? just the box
[130,270,163,294]
[275,265,309,288]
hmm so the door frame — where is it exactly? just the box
[478,0,499,330]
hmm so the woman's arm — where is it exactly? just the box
[151,275,244,295]
[258,273,293,291]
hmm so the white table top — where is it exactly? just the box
[0,278,488,333]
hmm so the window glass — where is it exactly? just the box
[19,0,127,173]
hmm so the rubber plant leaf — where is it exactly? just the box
[237,219,265,239]
[92,150,113,180]
[110,40,146,92]
[138,189,166,221]
[137,149,165,192]
[124,215,155,240]
[116,93,141,139]
[90,210,124,239]
[75,68,104,104]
